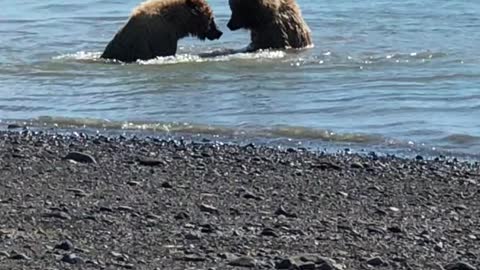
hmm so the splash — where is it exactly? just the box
[52,49,287,65]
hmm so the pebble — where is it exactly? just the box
[387,225,403,233]
[444,262,477,270]
[228,256,257,268]
[261,227,279,237]
[61,253,82,264]
[276,254,335,270]
[161,181,173,189]
[43,211,72,220]
[179,254,207,262]
[137,158,164,167]
[65,188,88,197]
[351,162,364,169]
[199,203,219,214]
[64,152,97,164]
[9,251,31,260]
[274,206,298,218]
[367,257,387,267]
[185,232,201,241]
[174,212,190,220]
[7,124,22,129]
[243,191,263,201]
[55,240,74,251]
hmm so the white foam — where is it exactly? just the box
[53,51,102,60]
[53,49,287,65]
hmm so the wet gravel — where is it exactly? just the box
[0,130,479,270]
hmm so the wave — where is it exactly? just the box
[53,49,287,65]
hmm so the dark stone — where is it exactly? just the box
[275,206,298,218]
[387,225,403,233]
[61,253,82,264]
[43,211,72,220]
[445,262,477,270]
[7,124,22,129]
[55,240,74,251]
[261,228,279,237]
[351,162,364,169]
[9,251,30,260]
[137,158,164,166]
[275,255,334,270]
[228,256,257,268]
[64,152,97,164]
[161,182,173,189]
[179,254,207,262]
[243,191,263,201]
[185,232,201,241]
[367,257,387,267]
[174,212,190,220]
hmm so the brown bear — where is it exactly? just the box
[101,0,223,62]
[227,0,312,52]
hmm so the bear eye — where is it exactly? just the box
[190,6,201,16]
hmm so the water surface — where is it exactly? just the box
[1,0,480,156]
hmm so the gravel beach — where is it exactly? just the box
[0,130,479,270]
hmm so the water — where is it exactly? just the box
[1,0,480,157]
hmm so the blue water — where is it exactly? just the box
[1,0,480,156]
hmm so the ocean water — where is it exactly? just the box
[1,0,480,157]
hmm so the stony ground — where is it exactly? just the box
[0,130,479,270]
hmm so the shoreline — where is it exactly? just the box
[1,122,479,162]
[0,130,479,269]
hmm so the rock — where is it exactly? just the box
[228,256,257,268]
[66,188,88,197]
[367,257,387,267]
[64,152,97,164]
[137,158,164,167]
[117,206,134,212]
[387,225,402,233]
[185,232,201,241]
[276,254,335,270]
[179,254,207,262]
[444,262,477,270]
[261,227,279,237]
[218,252,238,260]
[199,203,219,214]
[243,191,263,201]
[174,212,190,220]
[274,206,298,218]
[161,181,173,189]
[7,124,22,129]
[0,251,9,257]
[43,211,72,220]
[350,162,364,169]
[61,253,82,264]
[55,240,74,251]
[9,251,30,260]
[127,181,141,186]
[388,207,400,212]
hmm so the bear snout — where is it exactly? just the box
[207,28,223,40]
[227,19,241,31]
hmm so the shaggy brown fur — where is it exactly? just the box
[227,0,312,51]
[101,0,222,62]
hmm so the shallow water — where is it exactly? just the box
[1,0,480,156]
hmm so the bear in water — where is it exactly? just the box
[101,0,223,62]
[227,0,312,52]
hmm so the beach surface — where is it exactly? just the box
[0,130,479,270]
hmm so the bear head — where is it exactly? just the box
[187,0,223,40]
[227,0,279,30]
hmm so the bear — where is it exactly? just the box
[227,0,312,52]
[101,0,223,62]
